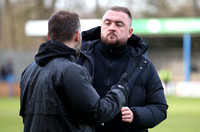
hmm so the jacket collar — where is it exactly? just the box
[97,41,130,58]
[35,40,77,66]
[81,26,149,57]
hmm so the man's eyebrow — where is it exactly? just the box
[104,19,124,24]
[104,18,111,22]
[116,20,124,23]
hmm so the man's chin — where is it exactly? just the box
[105,39,117,45]
[106,42,116,46]
[105,40,125,47]
[106,42,120,47]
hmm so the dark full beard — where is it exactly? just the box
[101,34,127,47]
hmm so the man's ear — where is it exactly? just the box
[128,28,133,38]
[75,31,80,42]
[47,33,50,40]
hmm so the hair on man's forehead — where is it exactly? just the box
[103,9,132,27]
[108,6,132,20]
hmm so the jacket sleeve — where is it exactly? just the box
[129,61,168,128]
[61,64,127,125]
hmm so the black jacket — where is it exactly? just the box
[77,26,168,132]
[19,40,129,132]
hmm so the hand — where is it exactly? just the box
[121,106,134,123]
[117,73,129,92]
[111,73,129,97]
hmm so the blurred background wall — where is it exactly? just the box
[0,0,200,96]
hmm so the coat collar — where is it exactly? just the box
[35,40,77,66]
[81,26,149,57]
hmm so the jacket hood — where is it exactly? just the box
[82,26,149,56]
[35,40,77,66]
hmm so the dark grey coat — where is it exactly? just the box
[19,40,129,132]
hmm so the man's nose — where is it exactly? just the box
[108,23,116,31]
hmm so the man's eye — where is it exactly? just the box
[105,22,111,25]
[116,23,123,27]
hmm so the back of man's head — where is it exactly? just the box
[48,10,80,42]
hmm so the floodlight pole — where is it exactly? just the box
[183,33,191,81]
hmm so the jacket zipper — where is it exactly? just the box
[107,49,112,86]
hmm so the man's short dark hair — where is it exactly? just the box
[108,6,132,21]
[48,10,80,42]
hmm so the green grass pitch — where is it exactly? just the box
[0,96,200,132]
[149,96,200,132]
